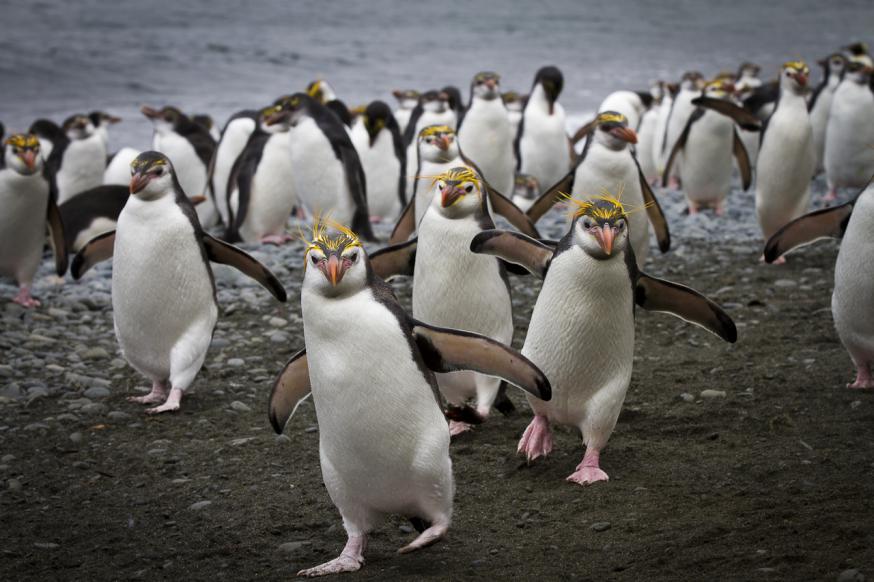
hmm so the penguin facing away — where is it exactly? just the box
[71,152,286,415]
[268,220,550,576]
[349,100,406,221]
[471,194,736,485]
[0,133,66,307]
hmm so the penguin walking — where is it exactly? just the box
[268,220,549,576]
[349,100,406,221]
[391,89,420,134]
[71,152,286,414]
[458,71,515,195]
[141,105,218,227]
[264,94,376,241]
[210,110,259,226]
[756,61,816,262]
[515,66,572,194]
[810,54,848,175]
[765,178,874,387]
[371,167,519,435]
[54,114,108,203]
[471,194,736,484]
[525,112,670,267]
[824,62,874,200]
[661,71,705,187]
[0,134,66,307]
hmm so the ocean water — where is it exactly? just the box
[0,0,872,151]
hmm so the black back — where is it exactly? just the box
[225,129,270,242]
[365,100,407,206]
[58,185,130,250]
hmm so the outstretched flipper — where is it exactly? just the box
[470,230,553,278]
[636,160,670,253]
[70,230,116,279]
[201,234,287,302]
[570,117,598,145]
[763,202,854,263]
[46,197,68,276]
[411,320,552,401]
[732,128,753,191]
[369,238,417,280]
[268,349,312,434]
[635,274,738,343]
[389,196,416,244]
[525,170,575,223]
[691,96,762,131]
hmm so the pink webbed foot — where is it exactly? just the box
[397,521,448,554]
[12,286,40,308]
[145,387,182,415]
[129,381,169,405]
[449,420,473,436]
[298,535,366,577]
[760,253,786,265]
[260,233,294,245]
[714,201,726,217]
[566,449,609,486]
[848,366,874,389]
[517,415,553,462]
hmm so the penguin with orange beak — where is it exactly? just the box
[526,111,671,267]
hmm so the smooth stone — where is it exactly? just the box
[107,410,130,420]
[679,393,695,402]
[69,432,83,444]
[227,358,245,368]
[278,541,309,553]
[210,337,231,349]
[24,423,50,431]
[837,570,865,582]
[230,401,252,412]
[269,332,288,344]
[1,454,14,463]
[275,434,291,444]
[774,279,797,288]
[80,347,110,360]
[700,390,726,399]
[269,317,287,328]
[591,522,611,532]
[189,500,212,511]
[8,478,22,491]
[84,386,111,399]
[80,402,107,415]
[55,413,79,422]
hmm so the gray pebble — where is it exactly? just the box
[80,347,110,360]
[83,386,111,399]
[210,337,231,349]
[269,332,288,343]
[838,570,865,582]
[774,279,797,288]
[269,317,288,327]
[24,423,50,431]
[591,522,611,532]
[700,389,726,399]
[8,478,22,491]
[230,401,252,412]
[275,434,291,444]
[1,454,14,463]
[277,541,309,553]
[69,432,83,444]
[189,500,213,511]
[107,410,130,420]
[679,393,695,402]
[80,402,107,415]
[227,358,245,368]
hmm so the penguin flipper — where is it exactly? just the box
[635,274,737,343]
[691,96,762,131]
[661,109,701,188]
[732,128,753,191]
[369,237,417,280]
[71,230,116,280]
[470,230,552,278]
[46,197,68,276]
[570,117,598,145]
[524,169,575,223]
[410,320,552,402]
[268,348,312,434]
[389,196,416,244]
[763,202,854,262]
[636,160,670,253]
[201,234,287,302]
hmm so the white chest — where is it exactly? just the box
[57,135,106,202]
[153,131,206,197]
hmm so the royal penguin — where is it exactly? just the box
[71,151,286,414]
[525,111,670,267]
[0,134,66,307]
[515,66,572,195]
[471,194,736,485]
[823,61,874,201]
[511,174,540,212]
[652,82,678,176]
[88,111,121,155]
[502,91,525,138]
[192,113,221,142]
[392,89,421,134]
[141,105,218,227]
[209,109,259,225]
[596,89,654,132]
[756,61,816,261]
[28,118,65,163]
[661,71,705,187]
[268,220,549,575]
[59,184,129,252]
[53,114,108,203]
[845,41,873,68]
[810,54,848,176]
[350,100,406,221]
[457,71,515,195]
[402,90,458,199]
[735,62,763,95]
[635,82,665,183]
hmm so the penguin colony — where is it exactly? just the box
[2,39,873,576]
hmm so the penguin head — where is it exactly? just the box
[703,78,735,99]
[442,86,464,113]
[3,134,42,175]
[421,90,450,114]
[648,81,665,103]
[502,91,524,112]
[593,112,637,151]
[392,89,421,110]
[845,41,869,57]
[429,166,483,219]
[258,103,291,134]
[819,53,847,77]
[88,111,121,129]
[129,151,177,200]
[513,174,540,201]
[471,72,501,101]
[532,66,563,114]
[302,219,366,297]
[680,71,705,91]
[264,94,314,129]
[418,125,458,163]
[306,80,337,105]
[736,62,761,80]
[362,101,393,146]
[568,194,630,260]
[780,61,810,93]
[62,114,95,140]
[845,61,873,84]
[141,105,185,133]
[192,114,214,133]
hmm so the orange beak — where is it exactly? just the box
[794,72,808,86]
[610,126,638,144]
[20,150,36,171]
[326,255,343,287]
[140,105,160,119]
[436,135,450,151]
[595,224,615,255]
[441,186,463,208]
[130,172,150,194]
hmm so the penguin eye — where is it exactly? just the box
[437,181,445,190]
[310,254,320,265]
[616,219,626,230]
[425,136,434,143]
[582,217,594,229]
[465,185,473,193]
[347,251,358,263]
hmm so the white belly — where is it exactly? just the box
[351,126,402,219]
[682,111,735,204]
[152,131,207,198]
[0,171,49,283]
[519,104,571,192]
[598,91,642,130]
[663,91,697,175]
[56,135,107,203]
[237,133,297,242]
[103,147,140,186]
[213,117,257,225]
[636,108,659,179]
[824,83,874,190]
[289,118,355,224]
[458,99,515,194]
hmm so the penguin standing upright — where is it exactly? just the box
[661,71,705,186]
[210,110,259,225]
[515,66,571,194]
[457,71,515,195]
[88,111,121,155]
[502,91,525,138]
[0,134,66,307]
[350,100,406,221]
[141,105,218,227]
[810,54,847,175]
[636,82,664,183]
[756,61,816,261]
[103,148,141,186]
[402,90,458,197]
[391,89,421,134]
[264,94,376,241]
[268,220,549,576]
[471,194,736,485]
[596,89,653,131]
[824,62,874,200]
[54,114,108,203]
[71,152,286,414]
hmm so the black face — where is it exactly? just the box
[846,41,869,56]
[89,111,121,127]
[534,66,563,101]
[442,86,463,110]
[264,93,312,127]
[364,100,392,143]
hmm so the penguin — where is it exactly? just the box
[28,118,66,163]
[349,100,406,221]
[268,219,550,576]
[652,82,678,176]
[596,90,654,131]
[225,105,297,244]
[735,62,763,95]
[71,151,286,414]
[515,66,572,195]
[525,111,670,267]
[52,114,108,203]
[810,54,848,176]
[457,71,515,195]
[824,61,874,201]
[59,184,129,252]
[470,194,736,484]
[756,61,817,262]
[141,105,218,227]
[661,79,759,214]
[845,41,873,68]
[209,109,259,226]
[502,91,525,137]
[391,89,421,134]
[371,167,520,435]
[306,79,353,128]
[511,174,540,212]
[635,82,665,183]
[263,94,376,241]
[88,111,121,154]
[661,71,705,187]
[0,134,66,307]
[103,147,141,186]
[442,85,466,125]
[764,177,874,387]
[402,90,457,146]
[192,113,221,142]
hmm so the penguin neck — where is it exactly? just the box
[827,71,843,90]
[528,84,556,116]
